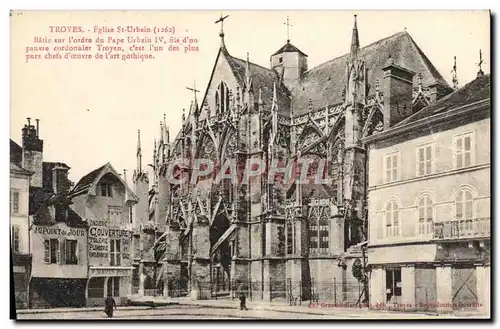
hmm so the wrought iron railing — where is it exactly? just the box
[433,217,490,240]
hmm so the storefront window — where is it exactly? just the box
[88,277,105,298]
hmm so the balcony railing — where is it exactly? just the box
[433,218,490,240]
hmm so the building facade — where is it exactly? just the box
[11,119,90,308]
[69,163,138,306]
[364,74,490,314]
[130,130,171,298]
[10,141,33,309]
[144,15,457,303]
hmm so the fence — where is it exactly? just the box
[144,288,163,297]
[192,278,366,305]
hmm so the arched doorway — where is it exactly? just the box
[210,213,232,297]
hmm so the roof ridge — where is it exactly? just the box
[394,74,490,127]
[230,54,274,73]
[403,32,451,88]
[304,31,406,75]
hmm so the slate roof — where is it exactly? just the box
[395,74,490,126]
[10,139,22,167]
[228,54,292,116]
[272,41,308,57]
[71,164,107,195]
[290,31,451,115]
[10,162,32,175]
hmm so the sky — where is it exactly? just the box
[10,10,490,186]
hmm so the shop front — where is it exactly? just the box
[29,222,88,308]
[86,267,134,306]
[86,220,134,306]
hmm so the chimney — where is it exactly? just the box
[52,163,70,195]
[427,82,453,103]
[22,117,43,188]
[381,59,416,129]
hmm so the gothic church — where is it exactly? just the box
[131,15,454,303]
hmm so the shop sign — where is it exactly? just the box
[88,220,131,261]
[89,267,132,277]
[33,225,85,237]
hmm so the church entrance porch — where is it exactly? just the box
[206,213,235,300]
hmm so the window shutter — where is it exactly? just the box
[75,241,79,264]
[60,239,68,265]
[44,239,50,263]
[54,240,60,264]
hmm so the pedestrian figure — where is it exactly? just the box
[237,282,248,310]
[104,296,117,318]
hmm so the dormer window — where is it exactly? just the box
[279,57,283,63]
[100,182,113,197]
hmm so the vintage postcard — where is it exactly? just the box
[10,10,491,320]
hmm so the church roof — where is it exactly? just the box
[291,31,451,115]
[272,41,308,57]
[395,74,490,127]
[227,54,292,116]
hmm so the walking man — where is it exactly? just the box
[104,296,117,318]
[237,282,248,311]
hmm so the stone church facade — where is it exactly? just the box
[132,15,454,303]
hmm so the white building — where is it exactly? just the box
[10,141,33,309]
[364,73,490,315]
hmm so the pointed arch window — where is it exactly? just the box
[308,204,330,254]
[385,201,399,237]
[216,82,230,115]
[418,196,433,236]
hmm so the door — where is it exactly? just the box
[452,266,477,310]
[415,267,437,311]
[386,268,402,304]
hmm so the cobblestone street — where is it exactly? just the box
[16,301,484,320]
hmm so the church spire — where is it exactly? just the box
[476,49,485,78]
[349,14,360,62]
[245,52,253,91]
[451,56,459,89]
[215,13,229,49]
[284,16,293,43]
[187,80,200,115]
[136,129,142,172]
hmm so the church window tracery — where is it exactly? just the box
[216,82,230,115]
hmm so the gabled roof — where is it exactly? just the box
[272,41,308,57]
[70,162,138,202]
[71,164,107,195]
[227,54,291,116]
[291,31,451,115]
[395,74,490,126]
